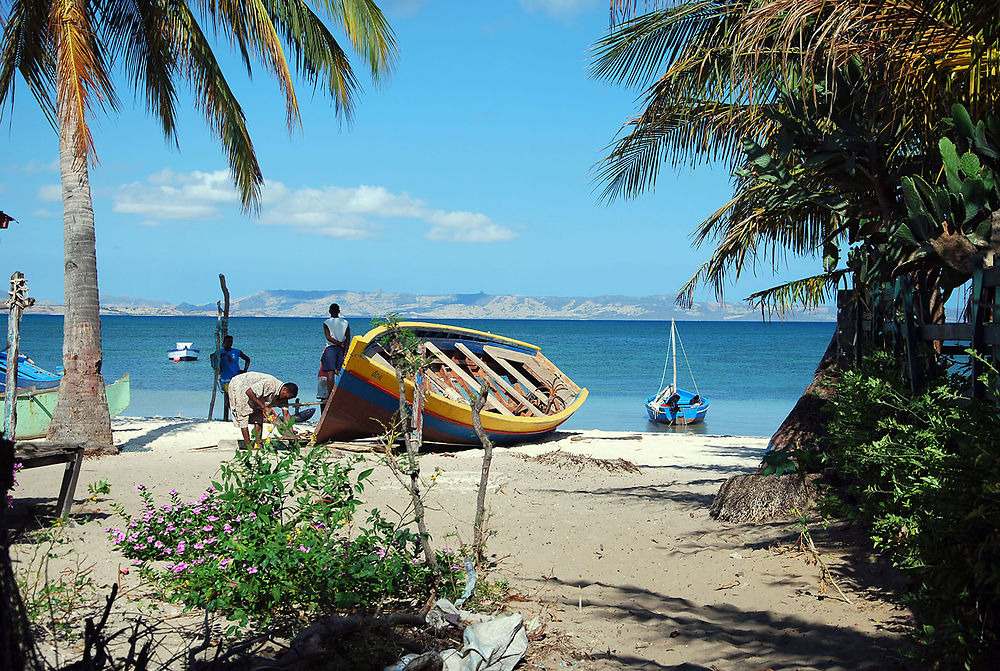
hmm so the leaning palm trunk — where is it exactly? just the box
[710,333,839,523]
[46,44,114,454]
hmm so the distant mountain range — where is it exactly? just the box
[26,289,835,321]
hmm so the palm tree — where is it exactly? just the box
[0,0,395,453]
[592,0,1000,521]
[593,0,1000,311]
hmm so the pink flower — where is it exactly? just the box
[247,566,258,574]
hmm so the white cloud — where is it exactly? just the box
[112,169,238,220]
[427,211,517,243]
[20,159,58,174]
[32,208,57,218]
[112,168,518,242]
[519,0,599,17]
[38,184,61,202]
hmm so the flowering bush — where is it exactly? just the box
[109,439,463,626]
[6,461,21,509]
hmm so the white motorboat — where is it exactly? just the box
[168,342,199,362]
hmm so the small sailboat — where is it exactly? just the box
[646,320,709,425]
[168,342,199,362]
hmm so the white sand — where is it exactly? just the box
[9,418,910,669]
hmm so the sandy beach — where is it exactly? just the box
[9,417,911,670]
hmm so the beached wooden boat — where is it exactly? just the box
[314,322,588,445]
[646,320,709,425]
[0,373,131,440]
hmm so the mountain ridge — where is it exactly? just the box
[24,289,835,321]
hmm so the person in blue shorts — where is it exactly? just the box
[215,335,250,420]
[319,303,350,402]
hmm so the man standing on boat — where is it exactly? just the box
[214,335,251,421]
[227,371,298,447]
[320,303,351,401]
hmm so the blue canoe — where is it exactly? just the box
[0,352,62,392]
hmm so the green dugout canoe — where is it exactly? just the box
[1,373,130,440]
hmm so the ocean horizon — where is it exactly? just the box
[4,315,834,438]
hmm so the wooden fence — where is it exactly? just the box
[836,255,999,399]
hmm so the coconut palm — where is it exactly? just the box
[592,0,1000,311]
[0,0,395,453]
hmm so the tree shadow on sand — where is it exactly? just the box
[524,575,912,670]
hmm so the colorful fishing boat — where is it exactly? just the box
[645,320,709,425]
[0,352,62,392]
[314,322,588,445]
[0,363,131,440]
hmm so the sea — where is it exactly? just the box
[4,316,834,438]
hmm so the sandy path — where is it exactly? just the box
[9,419,911,670]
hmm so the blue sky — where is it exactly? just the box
[0,0,819,306]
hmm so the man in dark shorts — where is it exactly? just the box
[214,335,251,420]
[320,303,351,401]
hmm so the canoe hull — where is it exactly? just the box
[646,388,709,426]
[1,373,131,440]
[315,322,587,446]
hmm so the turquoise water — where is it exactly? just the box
[4,316,833,437]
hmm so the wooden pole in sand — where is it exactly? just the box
[5,272,35,439]
[207,274,231,420]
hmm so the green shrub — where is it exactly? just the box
[109,439,463,628]
[821,351,1000,668]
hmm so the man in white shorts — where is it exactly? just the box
[227,371,298,447]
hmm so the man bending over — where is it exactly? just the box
[227,371,298,447]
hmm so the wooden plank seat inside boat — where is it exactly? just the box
[14,442,84,519]
[423,342,514,416]
[482,345,577,411]
[454,343,546,417]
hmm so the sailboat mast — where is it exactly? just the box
[671,319,677,391]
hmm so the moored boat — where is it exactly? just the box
[314,321,588,445]
[645,320,709,425]
[0,352,61,392]
[168,342,199,362]
[0,371,131,440]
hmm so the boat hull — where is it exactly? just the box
[1,373,131,440]
[0,353,61,392]
[315,322,587,446]
[646,389,709,426]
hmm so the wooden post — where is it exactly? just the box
[5,272,35,439]
[471,380,494,567]
[900,275,924,395]
[970,256,987,400]
[207,274,231,420]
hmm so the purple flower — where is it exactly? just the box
[136,484,146,491]
[247,566,258,574]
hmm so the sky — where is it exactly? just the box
[0,0,820,306]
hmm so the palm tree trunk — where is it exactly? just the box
[46,60,114,454]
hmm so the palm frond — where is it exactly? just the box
[50,0,118,161]
[166,0,262,210]
[314,0,396,84]
[102,0,180,144]
[267,0,360,120]
[0,0,56,126]
[745,270,848,316]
